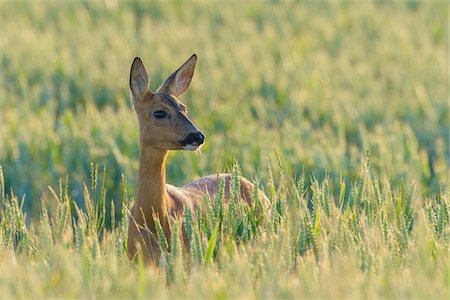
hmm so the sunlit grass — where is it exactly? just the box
[0,161,448,298]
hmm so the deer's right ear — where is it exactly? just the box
[130,57,151,101]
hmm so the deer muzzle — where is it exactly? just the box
[179,131,205,150]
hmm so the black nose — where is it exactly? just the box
[192,131,205,144]
[179,131,206,146]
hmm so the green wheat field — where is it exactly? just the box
[0,1,448,299]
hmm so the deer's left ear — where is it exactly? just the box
[130,57,152,101]
[157,54,197,97]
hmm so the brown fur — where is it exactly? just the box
[127,55,268,264]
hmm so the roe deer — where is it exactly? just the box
[127,54,268,263]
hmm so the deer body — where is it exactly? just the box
[127,55,266,263]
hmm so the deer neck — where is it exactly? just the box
[134,145,170,232]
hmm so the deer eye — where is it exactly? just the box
[153,111,167,119]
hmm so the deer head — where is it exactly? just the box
[129,54,205,151]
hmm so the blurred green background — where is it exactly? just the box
[0,1,448,217]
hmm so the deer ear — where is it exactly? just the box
[157,54,197,97]
[130,57,151,101]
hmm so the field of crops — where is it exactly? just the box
[0,1,448,298]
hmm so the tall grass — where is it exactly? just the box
[0,161,448,298]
